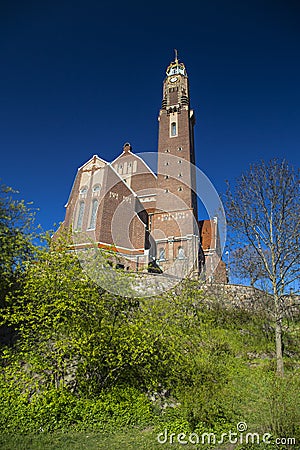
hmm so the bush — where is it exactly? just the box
[0,381,154,433]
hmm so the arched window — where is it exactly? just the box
[93,184,101,193]
[171,122,177,136]
[76,201,85,230]
[79,186,88,197]
[178,246,185,259]
[89,199,98,229]
[159,248,165,261]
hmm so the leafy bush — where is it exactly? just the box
[0,381,154,433]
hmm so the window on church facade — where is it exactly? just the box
[76,201,85,230]
[158,248,165,261]
[178,246,185,259]
[80,186,88,197]
[171,122,177,136]
[93,184,101,194]
[89,199,98,229]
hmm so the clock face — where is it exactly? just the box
[170,76,178,83]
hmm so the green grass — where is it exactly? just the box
[0,429,288,450]
[0,428,188,450]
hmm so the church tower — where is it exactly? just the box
[157,52,198,218]
[149,53,200,276]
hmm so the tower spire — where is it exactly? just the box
[174,48,178,63]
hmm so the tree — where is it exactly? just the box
[225,159,300,376]
[0,184,36,299]
[2,232,173,394]
[230,245,269,287]
[0,183,37,347]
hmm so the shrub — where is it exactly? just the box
[0,380,154,433]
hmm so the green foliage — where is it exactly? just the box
[0,379,153,433]
[0,183,37,308]
[1,225,299,444]
[2,231,179,394]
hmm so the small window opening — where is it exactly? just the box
[178,246,185,260]
[171,122,177,136]
[158,248,165,261]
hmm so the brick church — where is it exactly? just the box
[62,54,226,283]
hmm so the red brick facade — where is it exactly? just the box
[60,57,227,282]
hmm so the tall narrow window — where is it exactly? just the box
[76,201,85,230]
[171,122,177,136]
[89,199,98,229]
[159,248,165,261]
[178,246,185,259]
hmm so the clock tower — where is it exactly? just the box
[149,53,200,276]
[157,52,198,218]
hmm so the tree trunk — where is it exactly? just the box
[275,319,284,376]
[274,293,284,377]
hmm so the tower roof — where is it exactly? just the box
[166,50,187,77]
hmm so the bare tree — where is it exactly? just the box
[226,159,300,377]
[230,245,269,287]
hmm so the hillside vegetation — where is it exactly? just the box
[1,241,299,449]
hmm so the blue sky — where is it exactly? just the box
[1,0,299,232]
